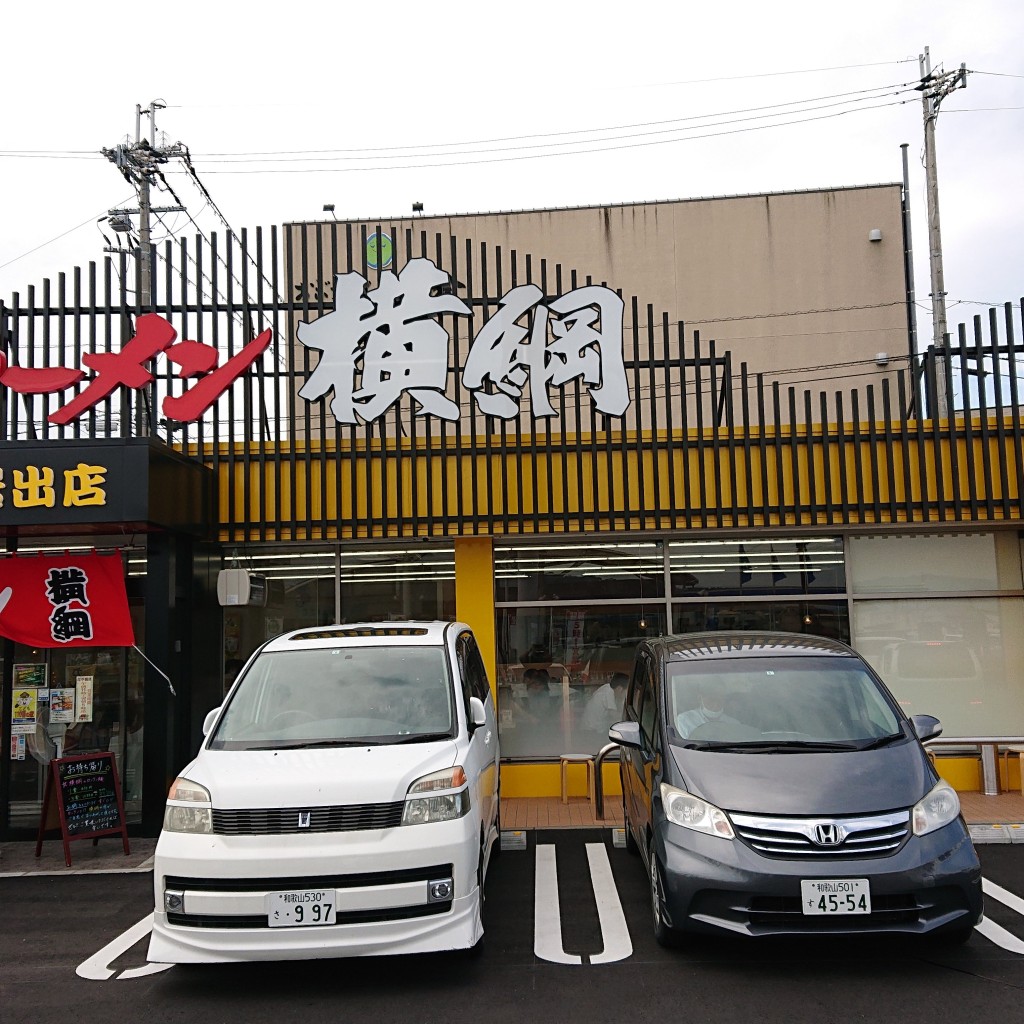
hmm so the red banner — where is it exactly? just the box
[0,552,135,648]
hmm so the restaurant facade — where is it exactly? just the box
[2,184,1023,839]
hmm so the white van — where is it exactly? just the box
[148,622,500,963]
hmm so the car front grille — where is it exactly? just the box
[164,864,454,929]
[730,810,910,859]
[212,802,404,835]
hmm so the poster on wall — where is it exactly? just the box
[49,688,76,724]
[75,676,94,723]
[11,683,39,735]
[14,662,47,688]
[10,734,26,760]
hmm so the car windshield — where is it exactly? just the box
[208,646,455,750]
[666,654,903,749]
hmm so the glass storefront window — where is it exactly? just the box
[3,543,144,833]
[340,545,454,623]
[849,533,1023,594]
[671,600,849,641]
[222,545,456,688]
[496,604,663,758]
[852,597,1024,735]
[668,538,845,597]
[495,542,664,603]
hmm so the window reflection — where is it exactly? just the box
[496,604,662,757]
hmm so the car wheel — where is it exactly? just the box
[648,839,679,947]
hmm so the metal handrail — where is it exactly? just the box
[924,736,1024,796]
[594,742,622,819]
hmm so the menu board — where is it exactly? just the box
[35,752,130,867]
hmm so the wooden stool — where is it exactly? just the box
[999,745,1024,795]
[559,754,596,805]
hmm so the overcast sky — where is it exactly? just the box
[2,0,1021,346]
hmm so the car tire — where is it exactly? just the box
[648,839,680,948]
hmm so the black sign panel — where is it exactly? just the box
[0,437,212,535]
[35,751,130,866]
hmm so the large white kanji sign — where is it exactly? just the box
[297,258,628,424]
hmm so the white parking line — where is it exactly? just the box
[585,843,633,964]
[533,843,632,965]
[534,844,582,964]
[983,877,1024,917]
[975,878,1024,954]
[975,917,1024,954]
[75,913,173,981]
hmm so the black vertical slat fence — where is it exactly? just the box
[0,228,1022,542]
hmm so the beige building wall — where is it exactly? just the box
[286,185,911,435]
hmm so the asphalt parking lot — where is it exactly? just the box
[3,830,1024,1024]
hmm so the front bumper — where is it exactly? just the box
[148,816,481,963]
[654,818,984,938]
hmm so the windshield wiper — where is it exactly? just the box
[685,739,863,753]
[389,731,452,744]
[268,739,379,749]
[856,732,905,750]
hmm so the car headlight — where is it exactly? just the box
[912,779,961,836]
[660,783,734,839]
[402,766,471,825]
[162,777,213,834]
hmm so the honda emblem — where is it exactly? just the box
[813,823,844,846]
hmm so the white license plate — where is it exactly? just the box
[800,878,871,915]
[267,889,336,928]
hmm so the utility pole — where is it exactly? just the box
[103,100,186,310]
[917,47,968,420]
[103,101,186,434]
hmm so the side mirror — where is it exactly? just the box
[469,696,487,729]
[608,720,642,750]
[202,706,222,737]
[910,714,943,742]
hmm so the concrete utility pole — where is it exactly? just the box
[917,47,968,420]
[102,100,186,310]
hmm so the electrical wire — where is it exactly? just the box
[200,98,916,174]
[0,198,134,272]
[197,82,917,160]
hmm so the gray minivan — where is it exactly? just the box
[612,631,983,944]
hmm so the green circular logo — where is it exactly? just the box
[366,233,393,270]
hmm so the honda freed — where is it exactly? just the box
[612,631,983,944]
[148,622,500,963]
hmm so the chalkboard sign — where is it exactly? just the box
[35,752,130,867]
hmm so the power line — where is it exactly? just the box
[0,199,134,272]
[202,98,916,175]
[197,82,916,160]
